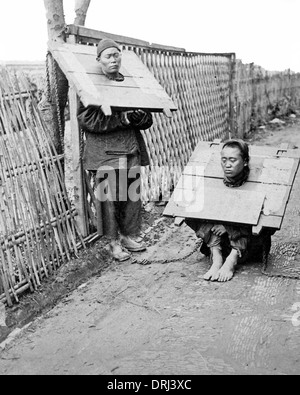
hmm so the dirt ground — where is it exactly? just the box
[0,115,300,375]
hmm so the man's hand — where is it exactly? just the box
[127,109,148,124]
[211,225,227,236]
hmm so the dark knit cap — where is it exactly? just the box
[97,38,121,57]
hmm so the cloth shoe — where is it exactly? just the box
[120,235,147,252]
[107,242,131,262]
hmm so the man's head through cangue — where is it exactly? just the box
[96,38,122,77]
[221,139,250,181]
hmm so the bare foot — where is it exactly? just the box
[203,247,223,281]
[204,265,222,281]
[215,250,238,282]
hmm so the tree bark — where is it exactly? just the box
[44,0,66,43]
[74,0,91,25]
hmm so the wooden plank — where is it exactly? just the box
[65,24,186,52]
[51,47,112,114]
[50,43,177,114]
[164,196,282,231]
[190,141,280,158]
[188,149,298,186]
[65,25,151,49]
[82,84,174,110]
[279,143,290,150]
[167,211,282,233]
[259,157,298,186]
[89,72,168,91]
[174,217,185,226]
[252,215,283,235]
[164,187,265,225]
[281,149,300,159]
[191,140,300,160]
[68,86,88,237]
[51,42,97,56]
[53,50,144,78]
[175,175,290,217]
[250,145,300,159]
[75,51,158,79]
[245,183,290,217]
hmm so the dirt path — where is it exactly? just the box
[0,117,300,375]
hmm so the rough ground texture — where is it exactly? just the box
[0,115,300,375]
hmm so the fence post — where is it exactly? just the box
[68,84,89,237]
[250,63,256,131]
[229,53,237,139]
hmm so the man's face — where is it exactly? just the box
[98,47,122,75]
[221,146,246,178]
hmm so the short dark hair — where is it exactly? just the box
[222,139,250,163]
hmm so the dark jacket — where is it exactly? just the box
[77,102,153,170]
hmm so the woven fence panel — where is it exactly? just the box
[125,47,232,202]
[233,60,254,138]
[234,62,300,137]
[0,68,84,306]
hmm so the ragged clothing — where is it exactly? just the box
[185,166,252,261]
[77,103,153,239]
[77,102,152,171]
[185,219,251,260]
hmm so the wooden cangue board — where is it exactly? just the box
[164,140,300,234]
[49,42,177,116]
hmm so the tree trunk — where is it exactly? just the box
[44,0,66,43]
[74,0,91,25]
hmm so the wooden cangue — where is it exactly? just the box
[164,139,300,245]
[49,41,177,117]
[49,41,177,236]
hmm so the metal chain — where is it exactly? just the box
[80,129,84,161]
[132,243,200,266]
[45,51,52,103]
[134,238,300,280]
[51,54,64,153]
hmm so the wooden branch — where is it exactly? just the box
[74,0,91,26]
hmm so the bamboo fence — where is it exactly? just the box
[233,61,300,137]
[0,68,85,306]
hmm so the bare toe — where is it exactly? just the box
[217,268,234,282]
[211,271,220,281]
[203,270,213,281]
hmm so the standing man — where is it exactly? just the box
[77,38,153,261]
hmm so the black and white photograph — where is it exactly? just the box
[0,0,299,378]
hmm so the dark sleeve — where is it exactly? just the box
[77,102,131,134]
[132,111,153,130]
